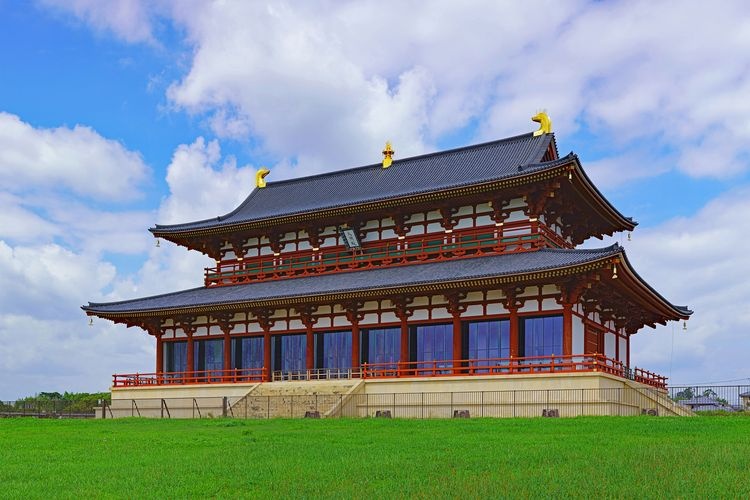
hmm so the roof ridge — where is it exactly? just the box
[260,132,541,188]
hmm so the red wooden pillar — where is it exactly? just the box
[508,307,519,358]
[562,303,573,356]
[223,329,232,373]
[186,334,194,379]
[392,296,412,376]
[452,314,462,374]
[305,323,314,371]
[155,334,163,374]
[252,308,275,382]
[351,322,360,370]
[399,318,409,368]
[296,306,318,375]
[615,331,620,362]
[626,334,630,367]
[344,301,364,373]
[263,331,272,382]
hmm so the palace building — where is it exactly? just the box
[83,114,693,418]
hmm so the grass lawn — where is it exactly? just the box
[1,415,748,498]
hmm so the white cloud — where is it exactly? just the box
[39,0,160,44]
[624,187,750,385]
[160,137,256,224]
[159,0,750,182]
[0,112,150,201]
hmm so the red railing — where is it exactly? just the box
[112,355,667,390]
[361,354,667,390]
[112,368,265,387]
[205,222,570,287]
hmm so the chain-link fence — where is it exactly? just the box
[0,398,100,418]
[668,385,750,412]
[99,386,699,419]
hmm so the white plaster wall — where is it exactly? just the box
[411,309,429,321]
[431,307,451,319]
[619,337,627,363]
[333,316,348,327]
[287,319,303,330]
[360,313,379,325]
[487,303,507,315]
[464,305,483,317]
[540,298,559,311]
[572,315,584,355]
[380,311,398,323]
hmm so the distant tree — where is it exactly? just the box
[673,387,694,401]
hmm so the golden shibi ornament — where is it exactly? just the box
[382,141,394,169]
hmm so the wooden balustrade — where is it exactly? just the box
[204,222,568,287]
[113,354,667,390]
[112,367,265,387]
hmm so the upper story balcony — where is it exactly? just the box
[204,220,571,287]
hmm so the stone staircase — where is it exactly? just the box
[622,380,694,416]
[230,379,364,418]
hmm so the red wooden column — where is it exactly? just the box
[392,296,413,376]
[263,331,272,381]
[296,305,318,373]
[252,308,275,382]
[175,316,197,382]
[562,303,573,356]
[143,319,164,378]
[186,333,195,379]
[155,334,163,374]
[305,324,314,370]
[445,292,467,373]
[211,312,235,379]
[344,301,365,373]
[508,307,519,358]
[626,334,630,367]
[502,287,523,362]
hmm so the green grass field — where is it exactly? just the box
[1,416,748,498]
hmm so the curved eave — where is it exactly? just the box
[614,250,692,321]
[568,155,638,233]
[83,251,619,320]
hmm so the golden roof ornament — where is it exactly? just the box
[255,167,270,188]
[531,111,552,136]
[382,141,394,169]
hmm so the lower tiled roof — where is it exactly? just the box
[84,246,626,315]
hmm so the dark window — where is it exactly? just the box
[232,336,263,370]
[315,331,351,371]
[468,320,510,361]
[194,339,224,372]
[164,341,187,373]
[521,316,563,358]
[363,327,400,367]
[415,324,453,369]
[272,334,306,373]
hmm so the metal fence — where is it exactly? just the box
[668,385,750,412]
[101,386,694,419]
[0,399,99,418]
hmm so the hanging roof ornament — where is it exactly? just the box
[531,111,552,136]
[382,141,394,169]
[256,167,270,188]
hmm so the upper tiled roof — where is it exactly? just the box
[83,244,690,318]
[152,132,557,234]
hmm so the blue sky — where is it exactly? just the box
[1,0,749,399]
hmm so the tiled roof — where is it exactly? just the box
[152,132,557,234]
[84,245,623,315]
